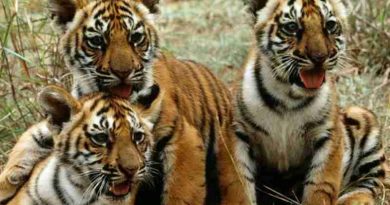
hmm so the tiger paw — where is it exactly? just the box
[0,168,28,203]
[303,189,337,205]
[337,192,375,205]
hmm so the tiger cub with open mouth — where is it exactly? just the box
[7,86,154,205]
[0,0,253,204]
[235,0,388,204]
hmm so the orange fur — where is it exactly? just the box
[236,1,388,205]
[0,0,252,204]
[7,86,155,205]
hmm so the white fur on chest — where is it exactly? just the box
[241,58,330,171]
[251,111,312,171]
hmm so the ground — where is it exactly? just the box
[0,0,389,203]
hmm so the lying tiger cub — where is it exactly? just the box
[7,86,154,205]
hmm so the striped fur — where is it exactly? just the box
[0,0,253,204]
[53,0,159,98]
[0,121,53,204]
[7,86,154,205]
[235,0,388,204]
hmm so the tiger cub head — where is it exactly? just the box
[247,0,347,91]
[39,85,154,203]
[49,0,160,98]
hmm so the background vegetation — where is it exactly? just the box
[0,0,389,203]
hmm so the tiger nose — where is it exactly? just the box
[112,70,131,80]
[308,52,328,65]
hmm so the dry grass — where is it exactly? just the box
[0,0,389,203]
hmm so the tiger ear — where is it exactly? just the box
[139,0,160,13]
[49,0,88,31]
[38,85,81,129]
[243,0,268,19]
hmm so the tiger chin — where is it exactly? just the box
[6,86,154,205]
[235,0,388,205]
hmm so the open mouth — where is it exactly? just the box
[291,68,326,89]
[106,180,132,198]
[109,84,133,99]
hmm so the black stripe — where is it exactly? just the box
[356,184,376,195]
[253,62,285,114]
[288,0,296,6]
[96,105,109,116]
[266,24,276,53]
[344,117,360,129]
[358,142,380,161]
[137,84,160,109]
[367,169,386,178]
[89,98,100,111]
[314,136,330,150]
[343,125,355,177]
[66,172,84,189]
[359,114,372,150]
[303,118,326,133]
[26,188,40,205]
[292,97,315,111]
[358,158,384,175]
[205,122,221,205]
[71,135,83,159]
[93,8,105,19]
[0,195,14,205]
[135,135,173,205]
[74,33,80,58]
[235,130,250,145]
[32,165,48,205]
[244,175,255,183]
[63,130,72,159]
[351,169,386,182]
[192,61,229,125]
[118,5,132,14]
[183,61,210,136]
[237,91,269,136]
[53,165,69,205]
[32,131,54,149]
[75,84,83,99]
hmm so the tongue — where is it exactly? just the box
[110,85,132,98]
[110,182,131,196]
[299,69,326,89]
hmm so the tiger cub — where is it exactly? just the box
[6,86,154,205]
[235,0,388,204]
[0,0,253,204]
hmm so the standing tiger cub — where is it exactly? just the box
[7,86,154,205]
[235,0,388,205]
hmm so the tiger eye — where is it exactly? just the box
[89,36,104,47]
[133,132,145,144]
[325,20,338,33]
[283,22,299,34]
[131,32,144,44]
[91,133,109,146]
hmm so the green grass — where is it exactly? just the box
[0,0,389,203]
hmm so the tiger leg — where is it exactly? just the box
[0,121,53,203]
[302,125,344,205]
[338,107,388,205]
[338,191,374,205]
[218,130,256,205]
[162,120,205,205]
